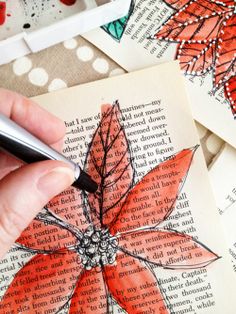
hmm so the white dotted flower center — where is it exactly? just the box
[77,226,118,270]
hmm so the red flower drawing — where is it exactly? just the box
[0,102,218,313]
[154,0,236,117]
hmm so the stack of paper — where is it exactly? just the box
[0,1,235,313]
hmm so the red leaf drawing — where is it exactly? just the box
[16,187,86,251]
[211,0,235,6]
[2,103,219,314]
[110,147,197,234]
[225,76,236,116]
[0,251,82,312]
[155,0,230,43]
[155,0,236,117]
[46,187,86,227]
[104,252,168,314]
[163,0,190,9]
[119,229,219,269]
[176,41,216,75]
[85,102,134,227]
[69,268,108,313]
[214,14,236,87]
[16,219,76,251]
[165,0,235,7]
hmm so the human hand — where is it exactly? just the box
[0,89,74,259]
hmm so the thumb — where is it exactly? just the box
[0,160,75,259]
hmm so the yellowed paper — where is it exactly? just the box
[0,62,235,313]
[83,0,236,148]
[209,143,236,273]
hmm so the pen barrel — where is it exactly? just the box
[0,114,98,193]
[0,113,80,179]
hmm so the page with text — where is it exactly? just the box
[209,143,236,273]
[83,0,236,148]
[0,62,235,313]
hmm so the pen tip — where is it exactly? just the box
[73,170,98,193]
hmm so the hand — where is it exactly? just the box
[0,89,74,259]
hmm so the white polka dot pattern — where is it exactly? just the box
[28,68,49,87]
[76,46,94,62]
[13,57,32,76]
[48,79,67,92]
[93,58,109,74]
[109,68,126,77]
[63,38,78,49]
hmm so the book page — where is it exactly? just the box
[83,0,236,148]
[209,143,236,273]
[0,62,235,313]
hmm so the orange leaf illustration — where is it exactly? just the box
[104,252,168,314]
[155,0,230,43]
[110,147,197,234]
[85,101,134,227]
[176,41,216,75]
[154,0,236,117]
[214,14,236,86]
[225,76,236,116]
[69,268,108,313]
[119,229,219,269]
[0,251,82,312]
[1,102,219,314]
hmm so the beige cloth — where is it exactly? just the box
[0,36,224,165]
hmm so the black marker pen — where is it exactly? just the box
[0,113,98,193]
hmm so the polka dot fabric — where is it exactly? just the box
[195,122,224,165]
[76,46,94,61]
[0,36,224,166]
[0,36,123,97]
[13,57,32,76]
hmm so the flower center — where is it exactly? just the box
[76,225,118,270]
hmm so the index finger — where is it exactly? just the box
[0,88,66,146]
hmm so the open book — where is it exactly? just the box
[83,0,236,148]
[0,62,235,313]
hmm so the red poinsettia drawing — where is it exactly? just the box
[0,102,219,313]
[154,0,236,116]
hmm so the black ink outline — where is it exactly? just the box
[3,102,220,314]
[117,228,220,270]
[101,0,136,42]
[153,0,236,117]
[83,100,135,229]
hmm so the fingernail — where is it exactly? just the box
[37,166,75,197]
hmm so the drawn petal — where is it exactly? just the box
[176,41,216,75]
[214,15,236,86]
[85,101,134,227]
[211,0,235,7]
[163,0,190,9]
[0,251,82,313]
[119,229,219,269]
[16,219,77,251]
[101,0,135,42]
[104,252,168,314]
[111,147,197,234]
[47,187,89,230]
[69,268,108,313]
[225,76,236,117]
[155,0,230,43]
